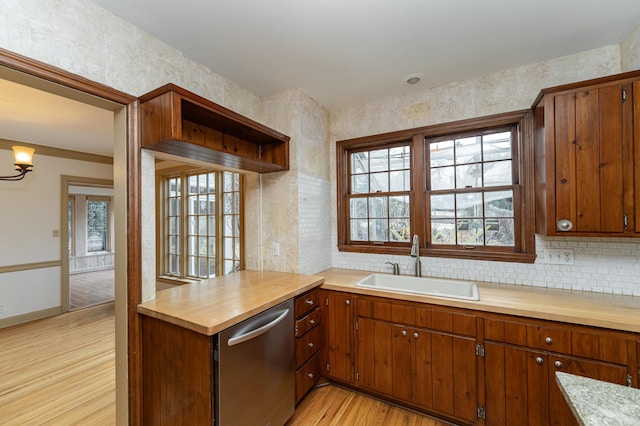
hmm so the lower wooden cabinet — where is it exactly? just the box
[322,290,355,384]
[294,288,321,403]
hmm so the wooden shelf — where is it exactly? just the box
[139,84,289,173]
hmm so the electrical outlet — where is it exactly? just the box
[52,229,60,238]
[272,242,280,256]
[545,248,575,265]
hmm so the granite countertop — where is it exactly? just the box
[556,372,640,425]
[137,270,324,335]
[318,268,640,333]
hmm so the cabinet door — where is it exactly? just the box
[548,354,628,426]
[484,342,549,426]
[357,317,394,395]
[554,85,626,233]
[322,291,355,383]
[430,331,477,423]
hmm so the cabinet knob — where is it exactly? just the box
[308,342,314,348]
[309,319,315,325]
[536,357,544,365]
[545,337,553,345]
[345,299,350,305]
[307,373,314,379]
[401,330,407,337]
[557,219,573,232]
[554,360,563,369]
[306,299,314,305]
[413,332,419,339]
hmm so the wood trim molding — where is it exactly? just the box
[0,138,113,164]
[0,260,61,274]
[0,306,62,329]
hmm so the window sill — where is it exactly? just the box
[338,244,536,264]
[157,275,204,286]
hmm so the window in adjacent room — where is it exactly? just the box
[159,169,243,280]
[86,197,110,253]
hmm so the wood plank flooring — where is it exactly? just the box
[0,302,451,425]
[0,303,115,425]
[288,383,453,426]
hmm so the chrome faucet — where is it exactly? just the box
[410,235,422,277]
[385,262,400,275]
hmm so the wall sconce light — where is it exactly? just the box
[0,146,35,181]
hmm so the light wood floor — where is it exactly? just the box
[0,302,451,425]
[0,302,116,425]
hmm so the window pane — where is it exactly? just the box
[483,160,512,187]
[351,174,369,194]
[350,219,368,240]
[483,132,512,161]
[368,197,387,218]
[389,219,410,242]
[224,216,233,236]
[224,193,233,214]
[208,216,216,236]
[370,172,389,192]
[455,136,481,164]
[198,216,207,235]
[369,149,388,172]
[351,152,369,174]
[389,195,409,218]
[485,190,514,218]
[431,166,455,190]
[224,260,234,275]
[389,146,410,170]
[430,140,454,167]
[198,236,207,255]
[456,192,483,218]
[87,200,108,252]
[457,218,484,245]
[456,164,482,188]
[389,170,410,192]
[369,219,388,241]
[485,218,515,246]
[432,219,455,244]
[431,194,454,218]
[350,198,368,218]
[208,258,216,278]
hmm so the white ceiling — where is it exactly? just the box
[1,0,640,159]
[91,0,640,110]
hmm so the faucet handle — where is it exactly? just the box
[385,261,400,275]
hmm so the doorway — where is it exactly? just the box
[64,179,115,311]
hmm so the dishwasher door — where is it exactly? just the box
[216,299,294,426]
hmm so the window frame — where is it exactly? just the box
[157,166,245,282]
[336,110,536,263]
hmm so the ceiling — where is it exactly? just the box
[91,0,640,110]
[1,0,640,159]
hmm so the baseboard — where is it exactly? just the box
[0,306,62,329]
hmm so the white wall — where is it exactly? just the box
[0,150,112,319]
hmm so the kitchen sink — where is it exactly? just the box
[355,273,480,301]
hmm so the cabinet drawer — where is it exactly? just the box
[295,289,320,318]
[295,351,321,403]
[296,325,320,368]
[295,307,320,337]
[527,325,571,353]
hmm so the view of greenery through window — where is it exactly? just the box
[87,200,108,252]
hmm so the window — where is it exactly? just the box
[86,197,110,252]
[160,169,243,280]
[337,111,535,263]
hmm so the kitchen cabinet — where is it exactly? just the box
[483,316,634,425]
[533,70,640,236]
[139,84,290,173]
[321,290,355,384]
[294,288,321,403]
[356,296,478,424]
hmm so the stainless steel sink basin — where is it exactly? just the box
[355,273,480,301]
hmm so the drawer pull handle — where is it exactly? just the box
[413,332,419,339]
[536,357,544,365]
[309,319,315,325]
[545,337,553,345]
[401,330,407,337]
[306,299,314,305]
[345,300,350,305]
[308,342,314,348]
[555,360,563,369]
[307,373,314,379]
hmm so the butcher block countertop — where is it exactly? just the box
[319,268,640,333]
[137,270,324,335]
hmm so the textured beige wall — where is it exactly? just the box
[621,22,640,71]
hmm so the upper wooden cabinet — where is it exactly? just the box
[139,84,290,173]
[533,71,640,236]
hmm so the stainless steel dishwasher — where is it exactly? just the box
[216,299,294,426]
